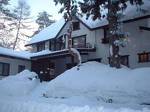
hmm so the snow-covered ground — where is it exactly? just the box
[0,62,150,112]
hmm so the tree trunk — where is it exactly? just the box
[13,7,23,50]
[108,0,121,68]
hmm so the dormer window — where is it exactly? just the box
[72,22,80,31]
[37,42,45,52]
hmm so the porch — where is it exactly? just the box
[31,48,97,81]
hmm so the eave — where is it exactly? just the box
[139,26,150,31]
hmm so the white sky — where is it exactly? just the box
[10,0,63,21]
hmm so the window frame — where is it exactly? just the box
[49,39,56,51]
[138,52,150,63]
[101,27,109,44]
[72,21,80,31]
[0,62,10,76]
[37,42,45,52]
[108,55,129,67]
[72,35,86,48]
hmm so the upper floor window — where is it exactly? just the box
[138,52,150,63]
[72,35,86,48]
[49,39,56,51]
[37,42,45,52]
[0,62,10,76]
[72,22,80,31]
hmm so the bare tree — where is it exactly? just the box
[12,0,30,50]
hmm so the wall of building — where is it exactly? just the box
[51,54,89,77]
[51,56,72,76]
[30,17,150,69]
[93,18,150,68]
[0,56,31,77]
[57,20,96,48]
[120,18,150,68]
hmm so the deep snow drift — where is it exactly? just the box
[45,62,150,105]
[0,70,39,96]
[0,62,150,112]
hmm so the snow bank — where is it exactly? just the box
[0,62,150,112]
[0,70,39,96]
[0,101,149,112]
[45,62,150,104]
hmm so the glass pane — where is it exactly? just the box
[3,63,9,76]
[73,22,80,31]
[73,36,86,48]
[0,63,3,75]
[149,53,150,61]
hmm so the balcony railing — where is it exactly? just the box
[72,43,94,49]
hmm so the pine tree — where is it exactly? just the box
[36,11,55,31]
[0,0,9,12]
[79,0,143,68]
[0,0,10,29]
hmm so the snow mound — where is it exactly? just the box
[45,62,150,104]
[0,70,39,96]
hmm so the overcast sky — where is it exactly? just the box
[10,0,63,20]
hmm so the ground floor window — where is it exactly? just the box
[0,62,10,76]
[18,65,25,73]
[108,55,129,67]
[138,52,150,63]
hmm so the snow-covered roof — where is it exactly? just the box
[0,47,31,60]
[78,0,150,29]
[30,49,52,57]
[27,18,66,45]
[0,47,70,60]
[27,0,150,45]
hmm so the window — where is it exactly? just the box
[72,22,80,31]
[138,52,150,63]
[108,55,129,67]
[49,39,56,51]
[0,62,10,76]
[72,35,86,48]
[102,27,109,44]
[37,42,45,52]
[18,65,25,73]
